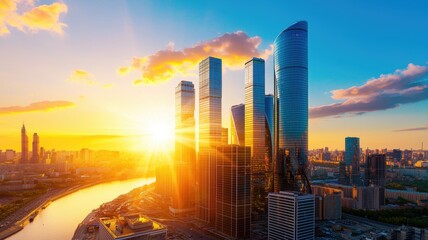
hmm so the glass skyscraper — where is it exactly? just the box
[175,80,195,164]
[172,80,196,213]
[345,137,361,185]
[198,57,222,151]
[274,21,310,193]
[265,94,274,192]
[245,57,266,212]
[265,94,274,162]
[215,145,251,239]
[230,104,245,146]
[196,56,222,225]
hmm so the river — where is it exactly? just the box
[6,177,155,240]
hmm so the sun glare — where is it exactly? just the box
[148,122,174,147]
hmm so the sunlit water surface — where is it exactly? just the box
[7,177,155,240]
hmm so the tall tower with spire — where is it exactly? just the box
[21,124,29,164]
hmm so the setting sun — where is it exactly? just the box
[147,122,174,147]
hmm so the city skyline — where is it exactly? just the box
[1,1,428,151]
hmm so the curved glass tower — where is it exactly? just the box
[274,21,309,192]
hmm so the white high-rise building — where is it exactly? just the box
[268,191,315,240]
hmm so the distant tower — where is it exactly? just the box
[345,137,361,185]
[32,133,40,164]
[245,57,266,212]
[21,124,29,164]
[365,154,386,187]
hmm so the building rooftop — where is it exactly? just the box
[99,214,166,239]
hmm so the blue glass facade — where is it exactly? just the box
[230,104,245,146]
[345,137,361,185]
[274,21,308,171]
[197,56,222,224]
[265,94,274,155]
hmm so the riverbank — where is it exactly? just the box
[0,176,153,240]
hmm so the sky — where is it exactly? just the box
[0,0,427,151]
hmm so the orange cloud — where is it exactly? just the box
[68,69,114,89]
[118,31,273,84]
[0,100,75,115]
[68,69,96,85]
[0,0,67,36]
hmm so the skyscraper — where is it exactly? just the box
[21,124,28,164]
[345,137,361,185]
[273,21,310,193]
[245,57,266,212]
[172,80,196,214]
[215,145,251,239]
[175,81,195,164]
[268,191,315,240]
[265,94,274,159]
[198,57,222,151]
[196,56,222,225]
[230,104,245,146]
[221,128,228,145]
[265,94,274,192]
[32,133,40,164]
[365,154,386,187]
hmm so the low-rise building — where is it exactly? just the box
[98,214,167,240]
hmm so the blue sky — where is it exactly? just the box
[0,0,427,150]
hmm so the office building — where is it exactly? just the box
[221,128,228,145]
[265,94,274,193]
[365,154,386,187]
[175,80,195,164]
[230,104,245,146]
[215,145,251,239]
[339,161,351,185]
[198,56,222,151]
[345,137,361,185]
[268,191,315,240]
[5,149,15,162]
[98,214,167,240]
[32,133,40,164]
[245,57,266,212]
[196,56,222,225]
[273,21,310,193]
[171,80,196,214]
[21,124,29,164]
[311,185,342,220]
[391,226,415,240]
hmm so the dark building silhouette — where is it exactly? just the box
[365,154,386,187]
[21,124,29,164]
[32,133,40,164]
[215,145,251,239]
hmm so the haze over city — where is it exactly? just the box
[1,1,427,151]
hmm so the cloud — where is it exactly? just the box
[0,0,67,36]
[310,63,428,119]
[68,69,114,88]
[118,31,273,84]
[393,125,428,132]
[68,69,96,85]
[0,100,75,115]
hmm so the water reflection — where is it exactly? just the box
[7,177,155,240]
